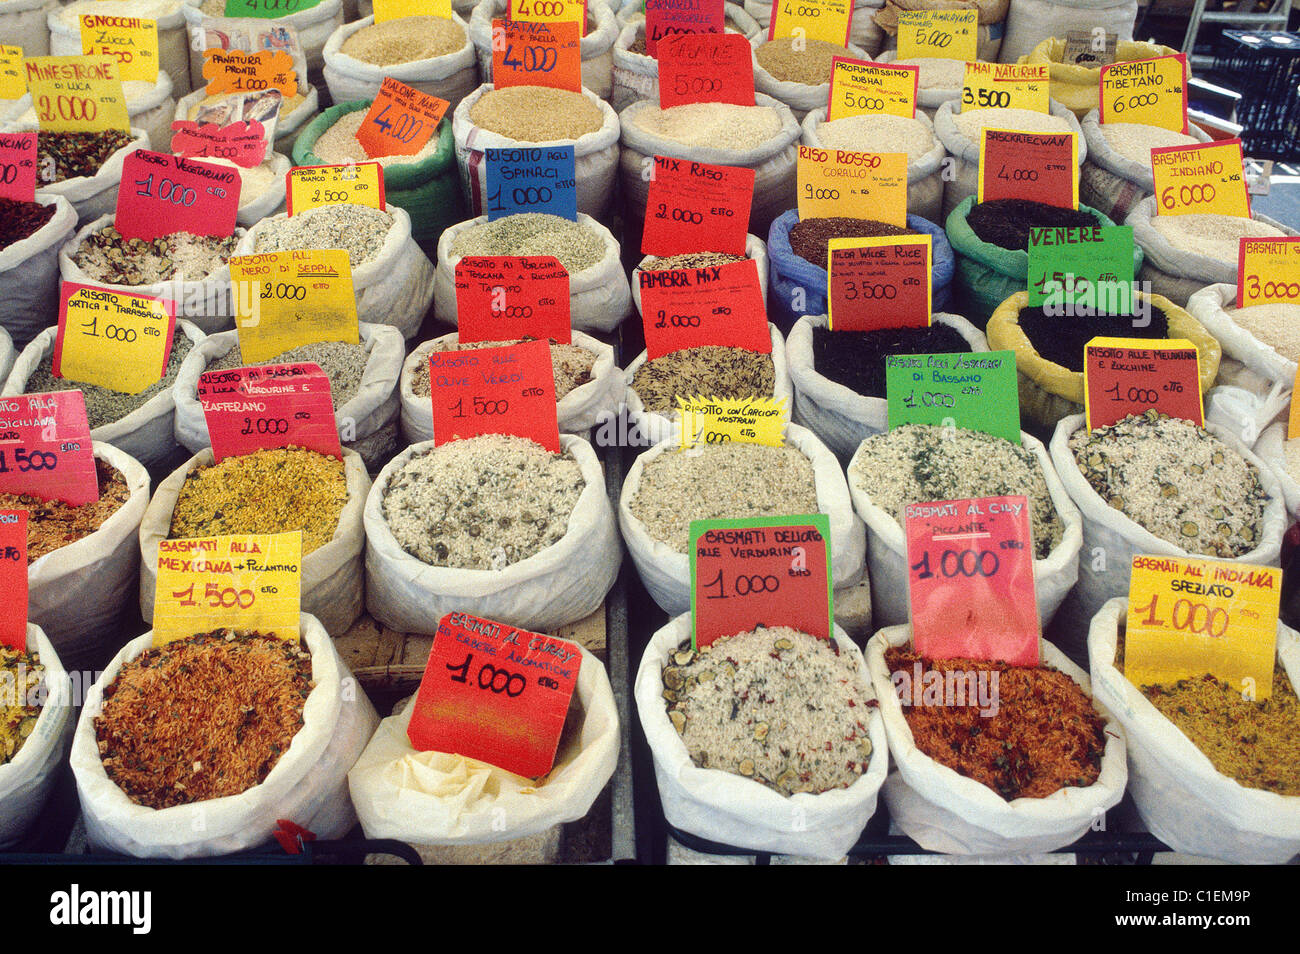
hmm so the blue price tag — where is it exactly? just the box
[485,146,578,221]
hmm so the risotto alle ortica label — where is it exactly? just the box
[229,249,359,363]
[0,511,27,652]
[55,281,176,396]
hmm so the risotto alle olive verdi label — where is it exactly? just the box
[229,249,359,364]
[427,339,561,452]
[0,512,27,652]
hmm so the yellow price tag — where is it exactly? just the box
[23,56,129,133]
[769,0,853,47]
[1237,237,1300,309]
[677,395,788,448]
[286,162,385,215]
[0,47,24,101]
[896,8,977,62]
[153,533,303,646]
[1126,555,1280,700]
[79,14,159,83]
[826,57,917,120]
[373,0,452,22]
[1099,54,1188,133]
[1151,139,1249,218]
[509,0,584,25]
[962,62,1049,113]
[229,249,359,364]
[797,144,907,226]
[56,284,176,395]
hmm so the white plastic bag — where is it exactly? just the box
[6,124,150,226]
[434,213,631,334]
[70,613,379,859]
[399,330,623,444]
[752,36,869,121]
[620,422,867,615]
[0,193,76,348]
[847,428,1083,628]
[174,84,321,156]
[631,234,770,317]
[1000,0,1137,64]
[468,0,619,100]
[4,321,206,470]
[1087,597,1300,864]
[0,0,57,58]
[137,448,371,636]
[50,0,199,96]
[364,434,621,634]
[1185,283,1296,399]
[1079,108,1211,223]
[637,613,888,859]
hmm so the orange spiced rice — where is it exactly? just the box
[0,458,130,563]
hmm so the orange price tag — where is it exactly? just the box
[0,511,27,652]
[356,77,448,159]
[492,18,581,93]
[1084,336,1203,430]
[202,48,298,98]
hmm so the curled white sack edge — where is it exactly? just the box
[630,234,770,316]
[1186,283,1297,398]
[69,614,379,859]
[635,614,888,859]
[348,643,618,843]
[868,624,1128,855]
[0,193,75,348]
[1087,597,1300,864]
[752,35,869,120]
[1255,422,1300,520]
[322,13,479,108]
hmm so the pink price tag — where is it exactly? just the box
[0,392,99,507]
[197,362,343,461]
[0,132,38,203]
[0,511,27,652]
[116,150,241,241]
[169,119,269,170]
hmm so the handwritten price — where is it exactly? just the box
[700,569,781,598]
[962,87,1011,108]
[1134,593,1230,637]
[37,94,99,123]
[368,104,425,145]
[1161,183,1217,209]
[0,448,60,473]
[446,651,528,696]
[910,546,1004,580]
[170,581,262,609]
[653,309,704,328]
[1245,274,1300,302]
[449,396,511,417]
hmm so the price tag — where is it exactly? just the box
[905,495,1040,665]
[0,47,24,102]
[657,32,756,108]
[374,0,452,21]
[510,0,584,24]
[678,395,787,447]
[1127,555,1280,700]
[407,611,581,778]
[962,62,1050,113]
[152,532,302,646]
[642,155,752,256]
[170,118,269,169]
[357,77,448,159]
[79,14,158,83]
[1083,337,1202,429]
[229,250,359,363]
[886,350,1021,443]
[0,512,26,651]
[639,258,769,360]
[485,146,577,221]
[978,128,1078,209]
[1099,54,1187,134]
[1151,139,1249,219]
[768,0,853,47]
[0,132,38,203]
[1027,224,1135,312]
[691,515,832,649]
[286,162,386,215]
[828,234,931,331]
[1062,29,1116,67]
[826,57,917,121]
[202,48,298,98]
[116,150,239,241]
[54,282,175,395]
[428,339,560,452]
[198,362,342,461]
[492,18,581,93]
[225,0,325,17]
[23,56,129,133]
[896,8,977,61]
[0,392,99,506]
[456,255,571,344]
[1237,236,1300,309]
[644,0,721,58]
[797,145,907,226]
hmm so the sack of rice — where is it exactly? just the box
[1022,37,1184,118]
[1078,108,1211,225]
[468,0,619,100]
[1186,283,1300,403]
[0,194,76,348]
[876,0,1009,61]
[322,13,479,112]
[1000,0,1137,64]
[752,35,870,122]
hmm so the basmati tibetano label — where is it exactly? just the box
[0,511,27,652]
[229,250,359,364]
[55,281,176,395]
[1099,54,1188,134]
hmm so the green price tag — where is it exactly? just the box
[886,349,1021,444]
[1027,224,1135,314]
[224,0,321,18]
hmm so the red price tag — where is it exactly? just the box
[357,77,448,159]
[638,258,769,360]
[1083,337,1203,430]
[691,515,833,650]
[0,392,99,507]
[642,156,752,256]
[492,18,582,93]
[116,150,240,241]
[407,611,581,778]
[0,511,27,652]
[828,235,931,331]
[657,32,756,108]
[904,495,1039,666]
[645,0,723,58]
[0,132,38,203]
[978,129,1079,209]
[198,362,343,462]
[169,119,268,169]
[428,339,560,452]
[455,255,571,345]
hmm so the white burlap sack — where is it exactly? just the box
[637,614,888,858]
[238,204,435,340]
[9,75,176,154]
[5,124,150,226]
[847,428,1083,628]
[1186,283,1297,401]
[50,0,199,95]
[0,624,74,849]
[183,0,342,90]
[322,14,480,113]
[28,442,150,671]
[70,614,379,858]
[631,234,770,316]
[399,330,623,444]
[434,213,631,333]
[801,106,946,221]
[358,0,480,17]
[468,0,618,100]
[364,433,620,634]
[1001,0,1137,64]
[1079,108,1211,223]
[620,421,867,615]
[349,645,618,844]
[0,194,75,348]
[1249,422,1300,521]
[4,321,206,470]
[0,0,57,57]
[751,36,869,121]
[868,624,1127,854]
[787,312,989,461]
[1088,597,1300,864]
[624,323,791,446]
[174,84,321,156]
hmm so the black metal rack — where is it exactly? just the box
[1208,30,1300,160]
